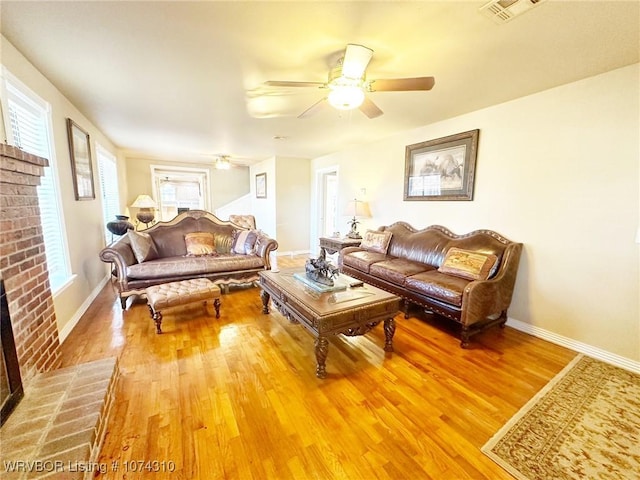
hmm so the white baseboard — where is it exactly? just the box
[507,317,640,374]
[58,275,110,343]
[275,250,310,257]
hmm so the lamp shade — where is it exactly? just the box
[131,194,157,208]
[344,199,371,218]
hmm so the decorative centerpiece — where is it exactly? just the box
[305,249,339,286]
[106,215,134,236]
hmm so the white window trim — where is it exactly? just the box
[1,66,73,295]
[96,142,122,245]
[150,164,211,217]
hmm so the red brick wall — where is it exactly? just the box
[0,144,61,382]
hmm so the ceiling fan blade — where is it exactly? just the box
[298,97,328,119]
[369,77,435,92]
[264,80,325,88]
[359,97,383,119]
[342,44,373,79]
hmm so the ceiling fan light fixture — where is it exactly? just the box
[215,157,231,170]
[328,85,365,110]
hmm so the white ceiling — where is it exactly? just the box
[1,1,638,166]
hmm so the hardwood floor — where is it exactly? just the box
[60,255,576,479]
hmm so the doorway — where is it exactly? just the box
[318,168,339,238]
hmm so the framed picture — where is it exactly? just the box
[404,129,479,201]
[66,118,95,200]
[255,172,267,198]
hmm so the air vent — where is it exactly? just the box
[479,0,547,24]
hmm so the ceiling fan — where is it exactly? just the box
[263,43,435,119]
[208,154,248,170]
[214,155,233,170]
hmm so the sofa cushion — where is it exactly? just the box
[185,232,216,256]
[360,230,393,254]
[405,271,470,307]
[127,254,265,280]
[342,250,389,273]
[232,229,259,255]
[369,258,433,285]
[128,231,159,263]
[438,247,498,281]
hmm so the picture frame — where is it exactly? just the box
[255,172,267,198]
[404,129,479,201]
[66,118,95,200]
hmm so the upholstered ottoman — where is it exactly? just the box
[146,278,221,333]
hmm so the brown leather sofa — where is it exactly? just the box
[339,222,522,347]
[100,210,278,309]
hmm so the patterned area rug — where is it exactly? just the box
[482,354,640,480]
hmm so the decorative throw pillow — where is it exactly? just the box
[360,230,393,254]
[185,232,216,256]
[231,229,259,255]
[438,247,498,281]
[128,231,159,263]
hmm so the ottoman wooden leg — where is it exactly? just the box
[149,305,162,333]
[214,298,221,318]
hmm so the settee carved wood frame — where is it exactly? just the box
[100,210,278,309]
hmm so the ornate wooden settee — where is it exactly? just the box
[339,223,522,347]
[100,210,278,309]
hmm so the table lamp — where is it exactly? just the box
[131,194,157,228]
[344,198,371,239]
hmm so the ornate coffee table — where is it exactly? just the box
[259,268,401,378]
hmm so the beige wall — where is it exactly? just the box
[1,36,125,339]
[124,156,249,214]
[250,158,276,238]
[311,64,640,364]
[249,156,310,252]
[275,157,310,253]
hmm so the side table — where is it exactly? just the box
[319,236,361,255]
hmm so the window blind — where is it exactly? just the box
[96,144,121,244]
[4,76,70,291]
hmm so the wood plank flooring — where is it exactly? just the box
[60,255,577,479]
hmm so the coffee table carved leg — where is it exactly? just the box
[384,317,396,352]
[260,290,271,314]
[314,336,329,379]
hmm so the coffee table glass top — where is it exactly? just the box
[260,268,398,316]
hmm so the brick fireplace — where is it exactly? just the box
[1,144,119,479]
[0,144,61,383]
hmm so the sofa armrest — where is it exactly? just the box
[254,234,279,269]
[338,246,364,267]
[460,242,523,326]
[99,238,137,292]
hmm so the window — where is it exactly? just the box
[96,143,121,244]
[2,68,72,292]
[151,166,209,222]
